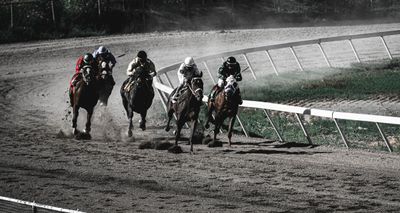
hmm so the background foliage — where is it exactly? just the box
[0,0,399,43]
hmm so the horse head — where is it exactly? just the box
[223,75,238,101]
[82,65,95,85]
[189,77,204,102]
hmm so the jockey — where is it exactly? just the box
[71,53,96,86]
[172,57,203,103]
[93,46,116,85]
[209,56,243,104]
[125,50,156,90]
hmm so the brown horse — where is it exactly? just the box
[96,55,115,106]
[165,77,204,153]
[69,65,100,138]
[120,66,155,137]
[205,75,241,146]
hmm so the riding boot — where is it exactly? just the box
[236,88,243,105]
[72,74,82,86]
[124,77,133,92]
[172,84,184,103]
[209,85,220,102]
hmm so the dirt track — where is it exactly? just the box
[1,24,400,212]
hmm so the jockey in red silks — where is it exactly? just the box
[70,53,96,88]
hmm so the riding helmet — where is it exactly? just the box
[226,56,237,64]
[83,53,94,63]
[137,50,147,60]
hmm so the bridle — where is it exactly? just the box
[187,77,203,98]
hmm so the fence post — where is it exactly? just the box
[380,36,393,60]
[50,0,56,24]
[203,61,216,84]
[290,46,304,71]
[348,39,361,63]
[236,114,249,137]
[333,118,349,149]
[317,43,332,67]
[242,53,257,80]
[164,73,174,88]
[263,109,284,142]
[375,123,393,152]
[10,3,14,28]
[264,50,279,76]
[295,113,312,144]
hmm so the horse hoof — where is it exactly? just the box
[140,124,146,131]
[73,128,80,135]
[208,140,223,148]
[168,145,183,154]
[165,127,170,132]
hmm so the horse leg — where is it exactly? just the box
[139,111,147,131]
[165,109,174,132]
[175,121,184,147]
[189,120,197,154]
[128,109,134,137]
[205,103,213,129]
[85,108,93,134]
[72,106,79,135]
[227,116,236,147]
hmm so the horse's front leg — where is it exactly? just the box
[165,109,174,132]
[85,108,93,134]
[128,109,134,137]
[175,121,184,146]
[72,106,79,135]
[189,120,198,153]
[205,103,213,129]
[227,116,236,147]
[139,111,147,131]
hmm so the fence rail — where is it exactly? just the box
[0,196,85,213]
[154,29,400,152]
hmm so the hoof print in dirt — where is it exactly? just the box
[202,135,213,145]
[75,132,91,140]
[155,141,173,150]
[208,140,223,147]
[139,141,155,149]
[168,145,183,154]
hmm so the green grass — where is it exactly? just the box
[226,59,400,152]
[241,59,400,103]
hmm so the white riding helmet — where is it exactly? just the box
[98,46,108,54]
[184,57,195,67]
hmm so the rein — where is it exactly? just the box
[187,77,203,97]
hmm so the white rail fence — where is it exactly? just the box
[0,196,85,213]
[154,30,400,152]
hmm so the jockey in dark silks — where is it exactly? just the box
[125,50,156,92]
[93,46,117,85]
[171,57,203,103]
[209,56,243,104]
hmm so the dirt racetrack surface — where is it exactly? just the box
[1,24,400,212]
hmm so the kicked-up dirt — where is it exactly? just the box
[1,23,400,212]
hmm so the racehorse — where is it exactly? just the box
[69,65,100,138]
[120,66,154,137]
[96,55,115,106]
[205,75,241,146]
[165,77,204,153]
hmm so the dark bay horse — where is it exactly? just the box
[69,65,100,137]
[205,75,241,146]
[96,55,115,106]
[120,67,154,137]
[165,77,204,153]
